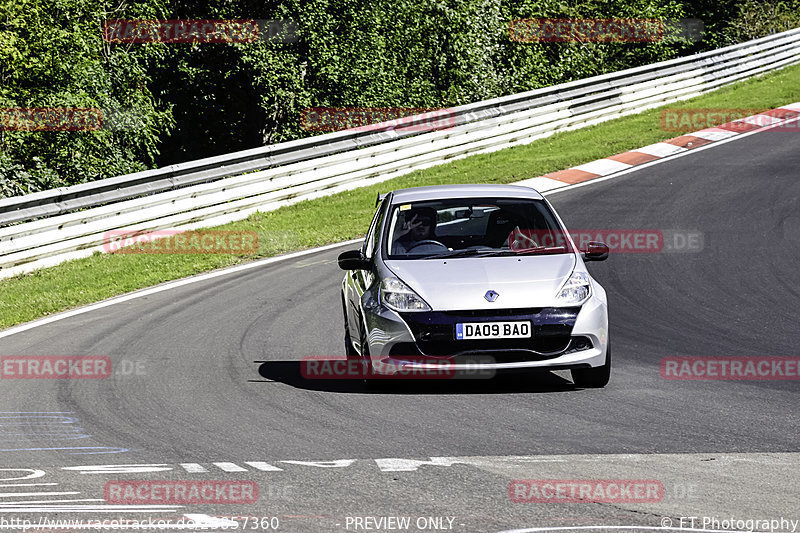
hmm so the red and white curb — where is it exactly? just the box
[515,102,800,193]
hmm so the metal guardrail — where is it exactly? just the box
[1,27,799,277]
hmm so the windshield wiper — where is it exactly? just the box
[511,245,568,255]
[423,245,569,260]
[425,248,501,259]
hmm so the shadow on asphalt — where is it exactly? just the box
[254,360,577,394]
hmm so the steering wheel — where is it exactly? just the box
[407,239,448,252]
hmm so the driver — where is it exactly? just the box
[392,207,437,255]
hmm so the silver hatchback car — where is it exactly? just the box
[338,184,611,387]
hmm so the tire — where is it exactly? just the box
[571,343,611,388]
[345,311,380,388]
[359,329,383,389]
[344,329,358,358]
[342,294,358,358]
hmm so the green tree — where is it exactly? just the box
[0,0,174,197]
[722,0,800,44]
[3,0,797,197]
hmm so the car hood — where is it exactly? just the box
[385,254,577,310]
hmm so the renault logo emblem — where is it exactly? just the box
[484,290,499,302]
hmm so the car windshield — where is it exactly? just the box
[384,197,574,259]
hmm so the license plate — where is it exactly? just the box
[455,321,531,340]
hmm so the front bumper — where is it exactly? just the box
[363,296,608,371]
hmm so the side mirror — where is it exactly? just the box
[583,241,609,262]
[338,249,371,270]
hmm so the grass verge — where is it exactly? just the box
[2,62,799,330]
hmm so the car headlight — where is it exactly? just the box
[555,271,591,305]
[381,277,431,312]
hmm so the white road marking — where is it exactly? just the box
[0,483,57,487]
[244,461,284,471]
[0,447,128,454]
[62,464,172,474]
[47,452,800,477]
[0,469,45,481]
[40,451,800,483]
[0,491,79,497]
[689,129,738,141]
[513,177,566,193]
[0,504,179,512]
[498,527,761,533]
[178,463,208,473]
[0,413,116,457]
[181,461,285,472]
[212,462,248,472]
[633,142,687,157]
[280,459,356,468]
[374,457,469,472]
[0,499,101,506]
[572,159,631,176]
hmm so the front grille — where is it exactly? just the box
[397,307,581,357]
[439,308,547,317]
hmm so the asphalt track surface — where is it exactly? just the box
[0,126,798,532]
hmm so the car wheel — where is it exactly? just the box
[344,329,358,357]
[359,329,385,389]
[342,294,358,358]
[571,343,611,388]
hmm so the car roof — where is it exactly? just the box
[388,184,544,204]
